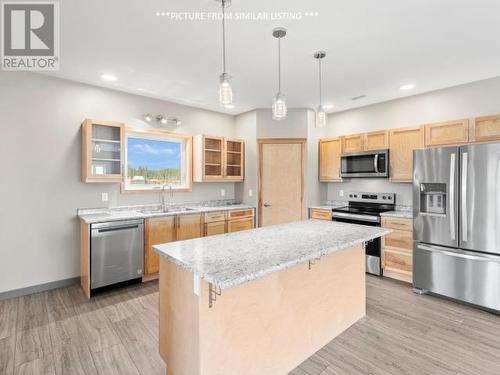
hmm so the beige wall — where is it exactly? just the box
[0,72,237,294]
[324,76,500,205]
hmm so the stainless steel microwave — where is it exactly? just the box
[340,149,389,178]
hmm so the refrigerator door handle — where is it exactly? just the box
[417,243,500,263]
[461,152,468,242]
[449,153,456,240]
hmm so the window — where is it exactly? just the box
[124,130,192,191]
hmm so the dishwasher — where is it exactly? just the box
[91,219,144,293]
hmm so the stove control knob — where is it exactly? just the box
[382,196,387,200]
[388,196,393,200]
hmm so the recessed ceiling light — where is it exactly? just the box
[224,104,235,109]
[100,73,117,82]
[323,104,334,110]
[400,84,415,91]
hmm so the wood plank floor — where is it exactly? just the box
[1,276,499,375]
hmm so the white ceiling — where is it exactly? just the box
[46,0,500,115]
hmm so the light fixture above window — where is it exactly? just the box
[144,114,181,126]
[313,50,327,128]
[217,0,233,106]
[272,27,287,121]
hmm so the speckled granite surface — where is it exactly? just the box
[380,206,413,219]
[153,220,390,289]
[78,203,254,224]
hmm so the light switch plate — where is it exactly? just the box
[248,189,253,197]
[339,190,344,197]
[101,193,109,202]
[220,189,226,197]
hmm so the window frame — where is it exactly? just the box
[122,128,193,193]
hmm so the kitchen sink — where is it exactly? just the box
[138,207,198,214]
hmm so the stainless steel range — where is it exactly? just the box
[332,192,395,276]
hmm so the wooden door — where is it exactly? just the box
[177,213,203,240]
[424,119,469,146]
[144,216,176,275]
[341,134,364,153]
[259,140,305,227]
[224,138,244,181]
[205,222,226,236]
[470,114,500,142]
[319,137,342,181]
[389,126,424,182]
[364,130,388,150]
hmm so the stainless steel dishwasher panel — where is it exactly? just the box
[91,220,144,290]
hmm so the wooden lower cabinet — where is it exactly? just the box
[145,216,176,276]
[177,213,203,241]
[382,217,413,283]
[228,217,254,233]
[205,221,226,236]
[309,208,332,221]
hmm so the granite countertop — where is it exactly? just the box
[78,204,254,224]
[153,220,390,289]
[380,209,413,219]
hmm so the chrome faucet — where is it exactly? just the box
[159,183,174,211]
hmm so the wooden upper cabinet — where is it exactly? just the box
[177,213,203,241]
[424,119,469,146]
[364,130,389,150]
[224,138,244,181]
[470,114,500,142]
[81,119,124,183]
[319,137,342,181]
[194,135,244,182]
[341,134,364,153]
[389,125,424,182]
[144,216,176,276]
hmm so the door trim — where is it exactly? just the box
[257,138,306,227]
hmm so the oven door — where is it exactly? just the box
[340,149,389,178]
[332,212,382,275]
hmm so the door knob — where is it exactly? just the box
[264,203,272,207]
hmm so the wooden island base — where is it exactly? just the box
[159,244,365,375]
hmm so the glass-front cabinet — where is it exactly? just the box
[194,135,245,182]
[224,138,244,180]
[81,119,125,183]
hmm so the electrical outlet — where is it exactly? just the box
[248,189,253,197]
[220,189,226,197]
[339,190,344,197]
[101,193,109,202]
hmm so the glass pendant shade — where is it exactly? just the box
[272,92,287,120]
[219,73,233,105]
[316,105,327,128]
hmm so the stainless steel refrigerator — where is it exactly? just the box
[413,142,500,312]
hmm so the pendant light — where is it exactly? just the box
[217,0,232,106]
[272,27,287,120]
[314,51,327,128]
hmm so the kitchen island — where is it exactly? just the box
[154,220,390,375]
